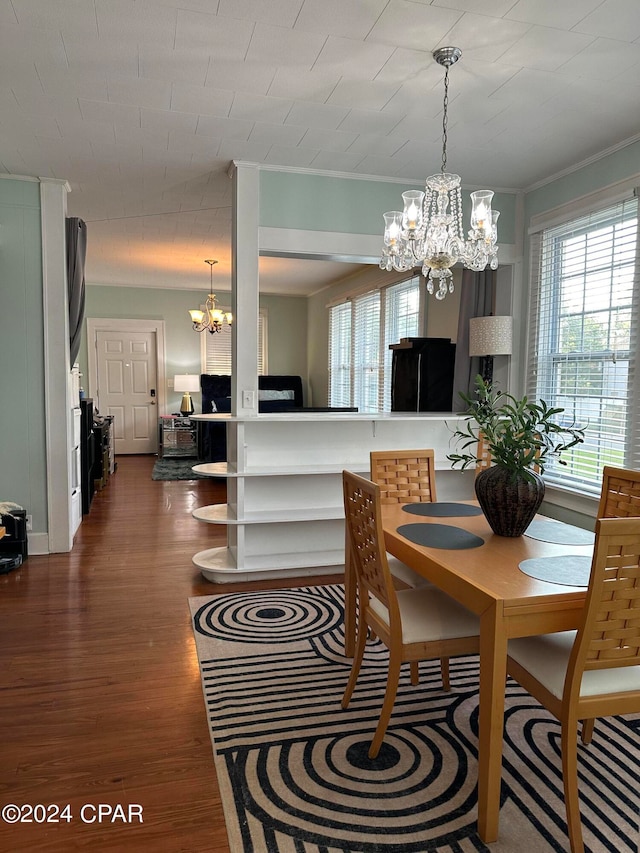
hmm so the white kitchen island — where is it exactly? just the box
[190,411,473,583]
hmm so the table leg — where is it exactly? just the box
[477,602,507,843]
[343,532,356,657]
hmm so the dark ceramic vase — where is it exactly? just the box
[474,465,545,537]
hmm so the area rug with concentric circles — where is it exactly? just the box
[189,584,639,853]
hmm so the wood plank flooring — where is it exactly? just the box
[0,456,337,852]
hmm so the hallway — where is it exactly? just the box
[0,456,333,852]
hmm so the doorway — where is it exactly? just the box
[87,318,167,455]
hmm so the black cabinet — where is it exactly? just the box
[80,399,95,515]
[390,337,456,412]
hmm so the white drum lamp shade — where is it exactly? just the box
[469,316,513,357]
[469,316,512,385]
[174,374,200,415]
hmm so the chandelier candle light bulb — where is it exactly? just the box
[381,47,499,300]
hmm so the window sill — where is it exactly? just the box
[541,482,598,528]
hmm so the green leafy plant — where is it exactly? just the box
[447,376,585,482]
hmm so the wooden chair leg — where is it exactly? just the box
[341,613,368,709]
[562,722,585,853]
[581,718,595,745]
[410,661,419,685]
[440,656,450,691]
[369,648,402,759]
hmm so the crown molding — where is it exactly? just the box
[231,160,519,194]
[0,173,39,182]
[525,131,640,194]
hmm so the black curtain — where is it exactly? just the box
[451,268,495,408]
[66,217,87,365]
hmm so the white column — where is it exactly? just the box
[41,178,73,553]
[230,162,260,417]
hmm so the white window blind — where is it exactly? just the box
[203,311,267,375]
[527,196,640,494]
[328,302,352,407]
[328,277,420,412]
[353,290,381,413]
[383,276,420,410]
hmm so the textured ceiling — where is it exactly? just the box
[2,0,639,295]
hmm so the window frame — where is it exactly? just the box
[527,194,640,496]
[200,307,268,376]
[328,275,422,412]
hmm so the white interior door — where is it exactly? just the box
[96,329,158,454]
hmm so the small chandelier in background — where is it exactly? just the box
[380,46,499,301]
[188,259,233,334]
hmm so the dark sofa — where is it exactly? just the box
[198,374,304,462]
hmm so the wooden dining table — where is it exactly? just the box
[343,500,594,844]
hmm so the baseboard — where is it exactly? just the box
[27,531,51,555]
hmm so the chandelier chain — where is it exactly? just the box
[441,65,450,174]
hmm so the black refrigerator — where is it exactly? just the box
[390,337,456,412]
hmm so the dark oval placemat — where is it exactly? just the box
[402,502,483,518]
[397,523,485,550]
[519,555,592,587]
[524,519,595,546]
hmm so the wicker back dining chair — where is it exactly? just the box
[370,449,437,504]
[507,515,640,853]
[368,449,438,592]
[596,465,640,519]
[474,432,493,478]
[581,466,640,741]
[341,470,480,759]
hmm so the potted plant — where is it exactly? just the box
[447,376,585,536]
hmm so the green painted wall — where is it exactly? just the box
[77,286,204,412]
[78,286,310,411]
[259,293,308,389]
[0,179,47,527]
[525,140,640,221]
[306,288,330,407]
[259,170,517,245]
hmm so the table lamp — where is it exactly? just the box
[174,374,200,416]
[469,316,512,385]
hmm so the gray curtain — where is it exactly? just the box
[451,268,495,409]
[66,217,87,365]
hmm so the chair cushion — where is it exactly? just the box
[388,556,433,589]
[370,587,479,645]
[508,631,640,700]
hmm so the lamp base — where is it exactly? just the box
[179,392,194,416]
[480,355,494,386]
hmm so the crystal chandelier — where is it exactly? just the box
[188,259,233,334]
[380,47,499,301]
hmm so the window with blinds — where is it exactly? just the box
[328,276,421,412]
[203,311,267,375]
[383,277,421,410]
[328,302,351,407]
[528,196,639,495]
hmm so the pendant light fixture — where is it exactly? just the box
[189,260,233,334]
[380,47,499,300]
